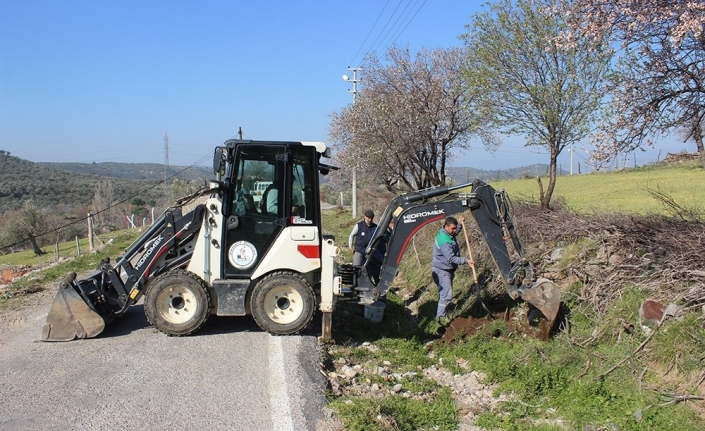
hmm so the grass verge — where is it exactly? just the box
[0,228,143,310]
[322,203,705,430]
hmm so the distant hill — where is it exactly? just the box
[0,150,565,213]
[41,162,212,181]
[0,154,204,213]
[446,164,568,184]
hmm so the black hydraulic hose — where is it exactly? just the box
[494,189,514,224]
[400,182,472,204]
[151,252,193,278]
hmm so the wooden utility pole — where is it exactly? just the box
[87,212,95,252]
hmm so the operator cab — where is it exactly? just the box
[213,140,326,278]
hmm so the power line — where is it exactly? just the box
[348,0,391,67]
[370,0,416,54]
[365,0,407,59]
[346,0,428,82]
[382,0,427,53]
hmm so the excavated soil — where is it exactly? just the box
[439,310,556,344]
[430,292,565,346]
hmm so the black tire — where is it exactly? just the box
[144,270,211,336]
[250,271,315,335]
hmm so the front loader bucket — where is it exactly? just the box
[520,278,561,322]
[40,279,105,342]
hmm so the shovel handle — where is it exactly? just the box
[460,219,479,284]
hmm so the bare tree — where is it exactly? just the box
[91,180,115,228]
[329,46,495,192]
[560,0,705,169]
[2,201,48,256]
[461,0,611,210]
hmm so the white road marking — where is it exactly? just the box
[269,335,294,431]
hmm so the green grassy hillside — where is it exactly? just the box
[491,160,705,216]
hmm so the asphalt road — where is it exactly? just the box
[0,288,337,431]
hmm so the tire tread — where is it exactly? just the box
[144,269,212,337]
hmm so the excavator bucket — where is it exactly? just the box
[40,277,105,342]
[520,278,561,322]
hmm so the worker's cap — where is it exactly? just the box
[364,210,374,218]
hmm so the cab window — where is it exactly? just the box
[289,146,317,226]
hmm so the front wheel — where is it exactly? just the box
[250,272,315,335]
[144,270,211,336]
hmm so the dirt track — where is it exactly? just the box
[0,287,341,431]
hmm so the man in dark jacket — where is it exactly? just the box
[348,210,377,266]
[431,216,471,322]
[366,220,393,286]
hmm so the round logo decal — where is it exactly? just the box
[228,241,258,270]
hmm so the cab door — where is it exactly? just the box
[223,144,287,277]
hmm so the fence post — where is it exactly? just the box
[126,214,136,229]
[75,236,81,256]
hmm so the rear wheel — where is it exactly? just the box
[144,270,211,336]
[250,271,315,334]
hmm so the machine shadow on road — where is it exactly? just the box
[97,305,264,339]
[95,305,324,340]
[197,315,262,335]
[199,314,325,338]
[98,304,149,339]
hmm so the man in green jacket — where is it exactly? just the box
[431,216,471,322]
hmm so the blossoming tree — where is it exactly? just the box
[562,0,705,169]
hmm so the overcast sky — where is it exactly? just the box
[0,0,691,172]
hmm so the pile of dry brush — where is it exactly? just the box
[512,200,705,314]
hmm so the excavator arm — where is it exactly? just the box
[352,179,560,321]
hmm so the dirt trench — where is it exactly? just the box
[438,309,558,345]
